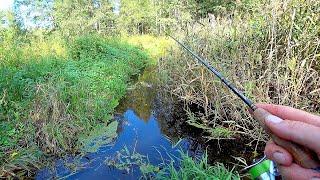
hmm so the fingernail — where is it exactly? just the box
[273,152,286,164]
[265,115,283,124]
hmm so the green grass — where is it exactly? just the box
[0,35,148,177]
[156,152,240,180]
[123,35,174,64]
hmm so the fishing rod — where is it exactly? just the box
[169,36,256,111]
[169,35,320,175]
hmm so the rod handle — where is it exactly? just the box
[253,108,320,169]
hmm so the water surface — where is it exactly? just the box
[36,67,202,179]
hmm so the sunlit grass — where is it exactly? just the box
[0,33,67,67]
[124,35,174,64]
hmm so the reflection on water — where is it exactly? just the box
[36,67,203,179]
[116,66,158,122]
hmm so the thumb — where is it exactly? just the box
[265,115,320,155]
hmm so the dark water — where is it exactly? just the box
[36,67,203,179]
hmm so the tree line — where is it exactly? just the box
[1,0,253,39]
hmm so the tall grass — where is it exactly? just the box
[160,0,320,141]
[0,30,67,67]
[156,152,239,180]
[0,34,148,178]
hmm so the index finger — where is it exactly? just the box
[256,104,320,127]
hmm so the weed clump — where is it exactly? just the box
[156,152,239,180]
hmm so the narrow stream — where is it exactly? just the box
[36,67,203,179]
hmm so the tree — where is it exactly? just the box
[13,0,54,30]
[118,0,155,34]
[118,0,192,35]
[53,0,116,38]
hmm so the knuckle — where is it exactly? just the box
[264,144,275,159]
[279,167,295,180]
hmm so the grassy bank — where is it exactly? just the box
[160,0,320,144]
[0,35,148,178]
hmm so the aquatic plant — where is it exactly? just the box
[105,146,160,177]
[106,147,239,180]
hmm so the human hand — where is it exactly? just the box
[257,104,320,180]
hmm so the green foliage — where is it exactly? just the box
[53,0,116,38]
[208,127,235,139]
[2,0,319,178]
[0,29,67,67]
[189,0,237,17]
[0,146,43,178]
[118,0,156,34]
[123,35,174,64]
[186,111,235,139]
[156,152,240,180]
[187,0,265,18]
[118,0,192,35]
[0,35,148,177]
[13,0,53,29]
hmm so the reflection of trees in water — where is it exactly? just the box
[116,67,158,122]
[155,91,204,158]
[155,90,182,143]
[154,91,262,167]
[118,85,155,122]
[116,66,205,159]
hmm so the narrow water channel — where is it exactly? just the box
[36,67,203,179]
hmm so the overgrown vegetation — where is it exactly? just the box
[1,0,319,178]
[160,0,320,142]
[0,35,148,177]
